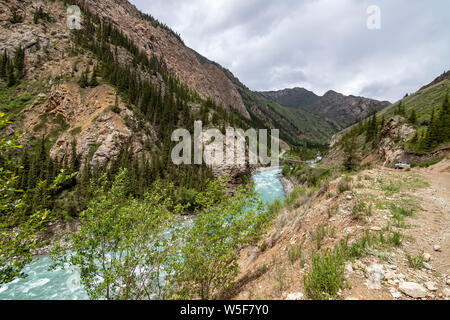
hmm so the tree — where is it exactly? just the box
[51,169,180,300]
[343,136,360,172]
[13,45,25,79]
[0,113,74,285]
[408,109,417,125]
[78,66,89,88]
[173,178,268,299]
[89,64,99,87]
[7,62,16,87]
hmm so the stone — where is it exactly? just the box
[399,282,427,299]
[425,281,438,291]
[443,288,450,298]
[367,263,385,281]
[345,263,354,275]
[423,253,432,262]
[389,265,398,270]
[285,292,304,300]
[365,279,382,290]
[434,245,442,252]
[423,262,433,270]
[389,288,402,299]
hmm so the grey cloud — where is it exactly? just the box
[131,0,450,102]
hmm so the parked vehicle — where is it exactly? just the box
[395,161,411,170]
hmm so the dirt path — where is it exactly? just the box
[407,167,450,276]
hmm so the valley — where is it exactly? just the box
[0,0,448,302]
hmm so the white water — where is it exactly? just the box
[0,168,285,300]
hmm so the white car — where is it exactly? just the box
[394,161,411,170]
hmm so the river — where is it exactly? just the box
[0,168,285,300]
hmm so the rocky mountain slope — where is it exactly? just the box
[325,73,450,167]
[261,87,391,129]
[231,161,450,300]
[0,0,345,172]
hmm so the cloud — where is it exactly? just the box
[130,0,450,102]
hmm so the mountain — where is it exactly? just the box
[325,72,450,167]
[259,87,320,109]
[261,87,391,129]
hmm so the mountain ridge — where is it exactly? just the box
[260,87,391,129]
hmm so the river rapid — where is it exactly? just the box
[0,168,285,300]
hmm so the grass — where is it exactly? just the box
[337,179,351,193]
[303,246,346,300]
[288,239,305,265]
[352,200,372,221]
[411,157,445,168]
[267,198,283,215]
[311,223,327,250]
[407,251,425,269]
[388,231,403,247]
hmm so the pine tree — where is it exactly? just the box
[13,45,25,79]
[7,63,16,87]
[408,109,417,125]
[78,66,89,88]
[0,50,7,79]
[89,64,99,87]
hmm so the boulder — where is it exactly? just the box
[399,282,427,299]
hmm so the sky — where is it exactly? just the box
[130,0,449,102]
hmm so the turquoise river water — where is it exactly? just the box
[0,168,285,300]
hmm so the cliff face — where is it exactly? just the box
[0,0,258,179]
[81,0,250,119]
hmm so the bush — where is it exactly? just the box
[337,179,351,193]
[288,242,304,265]
[268,198,283,215]
[388,231,403,247]
[407,251,425,269]
[304,247,346,300]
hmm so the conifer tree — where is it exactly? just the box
[89,64,99,87]
[408,109,417,125]
[78,65,89,88]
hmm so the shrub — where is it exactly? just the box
[388,231,403,247]
[288,242,304,265]
[311,223,327,250]
[337,179,351,193]
[304,247,346,300]
[268,198,283,215]
[407,251,425,269]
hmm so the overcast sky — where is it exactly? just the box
[130,0,449,102]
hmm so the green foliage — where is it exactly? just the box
[406,251,425,269]
[267,198,283,215]
[174,180,268,299]
[310,223,327,250]
[411,157,445,168]
[9,11,24,24]
[288,241,305,265]
[337,178,351,193]
[51,169,179,300]
[0,46,25,87]
[33,7,53,24]
[0,113,74,285]
[342,136,360,171]
[51,172,270,300]
[304,246,346,300]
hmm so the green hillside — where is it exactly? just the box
[333,78,450,163]
[240,89,339,145]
